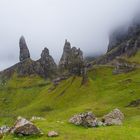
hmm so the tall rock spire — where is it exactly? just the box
[39,47,57,77]
[59,40,84,75]
[19,36,30,61]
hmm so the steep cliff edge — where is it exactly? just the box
[95,20,140,64]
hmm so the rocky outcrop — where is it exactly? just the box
[38,48,57,78]
[0,37,58,79]
[113,58,135,74]
[102,109,124,126]
[95,21,140,64]
[59,40,84,75]
[69,112,99,127]
[19,36,30,61]
[10,117,42,136]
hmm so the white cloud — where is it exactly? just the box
[0,0,140,70]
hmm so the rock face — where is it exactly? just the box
[95,20,140,64]
[0,37,57,79]
[102,109,124,126]
[59,40,84,75]
[113,58,135,74]
[69,112,98,127]
[19,36,30,61]
[10,117,41,136]
[39,48,57,78]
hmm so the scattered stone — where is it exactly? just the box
[102,109,124,126]
[0,125,10,134]
[69,112,98,127]
[47,131,59,137]
[30,116,46,121]
[10,116,42,136]
[19,36,30,62]
[127,99,140,107]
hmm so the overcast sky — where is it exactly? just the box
[0,0,140,70]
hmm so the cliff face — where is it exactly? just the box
[96,21,140,64]
[59,40,84,75]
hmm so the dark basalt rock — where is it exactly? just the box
[39,48,57,78]
[59,40,84,75]
[19,36,30,62]
[95,20,140,64]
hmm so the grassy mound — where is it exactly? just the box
[0,66,140,140]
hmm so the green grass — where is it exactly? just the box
[0,66,140,140]
[126,50,140,64]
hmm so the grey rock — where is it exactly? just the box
[19,36,30,62]
[0,125,10,134]
[95,21,140,64]
[10,116,42,136]
[102,109,124,126]
[48,131,59,137]
[113,58,135,74]
[59,40,84,75]
[39,48,57,78]
[69,112,98,127]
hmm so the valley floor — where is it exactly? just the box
[0,66,140,140]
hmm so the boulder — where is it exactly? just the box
[102,109,124,126]
[19,36,30,62]
[10,116,41,136]
[48,131,59,137]
[69,112,98,127]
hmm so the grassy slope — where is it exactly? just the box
[0,66,140,140]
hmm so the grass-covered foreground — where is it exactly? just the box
[0,66,140,140]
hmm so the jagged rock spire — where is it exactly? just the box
[39,47,57,77]
[19,36,30,61]
[59,40,84,75]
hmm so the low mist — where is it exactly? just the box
[0,0,140,70]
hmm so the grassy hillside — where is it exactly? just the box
[0,66,140,140]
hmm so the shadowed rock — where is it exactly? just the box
[59,40,84,75]
[10,117,42,136]
[19,36,30,62]
[39,47,57,78]
[102,109,124,126]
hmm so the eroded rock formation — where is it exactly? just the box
[95,20,140,64]
[39,48,57,78]
[59,40,84,75]
[19,36,30,61]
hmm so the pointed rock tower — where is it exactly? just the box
[19,36,30,61]
[39,47,57,77]
[59,40,84,75]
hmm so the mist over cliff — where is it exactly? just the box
[0,0,140,70]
